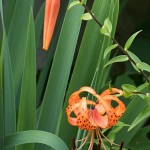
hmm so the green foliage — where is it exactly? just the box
[81,13,92,20]
[124,30,142,51]
[104,55,129,67]
[100,18,112,37]
[103,44,118,59]
[122,84,137,98]
[128,105,150,131]
[5,130,68,150]
[68,0,80,10]
[1,0,150,150]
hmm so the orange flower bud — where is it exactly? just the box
[43,0,60,50]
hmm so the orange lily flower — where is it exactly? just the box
[66,86,126,150]
[43,0,60,50]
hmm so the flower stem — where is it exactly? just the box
[79,1,150,83]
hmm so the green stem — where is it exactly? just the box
[80,1,150,83]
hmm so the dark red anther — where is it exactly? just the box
[119,142,124,150]
[71,137,76,150]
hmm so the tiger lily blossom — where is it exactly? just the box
[43,0,60,50]
[66,86,126,150]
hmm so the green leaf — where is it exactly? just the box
[0,0,16,139]
[3,0,17,33]
[5,130,68,150]
[128,126,150,149]
[145,93,150,105]
[104,18,112,33]
[36,1,86,150]
[59,0,119,147]
[103,44,118,59]
[122,84,137,98]
[0,2,4,149]
[81,13,92,21]
[17,10,36,150]
[122,84,137,92]
[100,18,112,37]
[127,51,141,64]
[138,62,150,73]
[112,121,130,133]
[115,83,150,146]
[100,25,111,37]
[35,2,44,48]
[0,56,3,150]
[104,55,128,67]
[128,105,150,131]
[127,51,141,72]
[7,0,34,96]
[124,30,142,51]
[68,0,80,10]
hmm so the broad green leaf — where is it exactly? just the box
[115,83,150,146]
[81,13,92,20]
[17,10,36,150]
[124,30,142,51]
[3,0,17,33]
[128,126,150,149]
[0,3,16,150]
[36,1,68,106]
[107,131,115,144]
[68,0,80,10]
[36,1,86,150]
[35,2,44,48]
[104,55,128,67]
[103,44,118,59]
[0,0,16,140]
[7,0,34,96]
[59,0,119,148]
[5,130,68,150]
[0,67,3,150]
[128,105,150,131]
[0,54,3,149]
[0,2,4,150]
[138,62,150,73]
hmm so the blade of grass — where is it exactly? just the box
[5,130,68,150]
[35,1,70,106]
[16,10,36,150]
[35,1,86,150]
[35,2,44,48]
[0,2,4,150]
[59,0,119,147]
[6,0,34,97]
[0,0,16,137]
[0,64,4,150]
[3,0,17,33]
[0,2,16,150]
[0,53,4,149]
